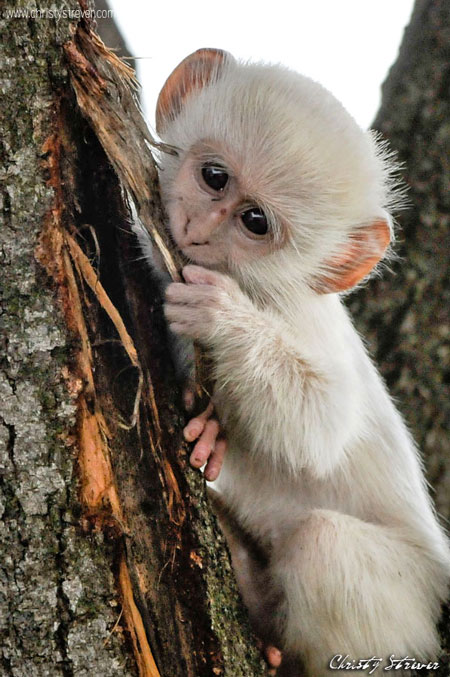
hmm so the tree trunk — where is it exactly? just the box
[349,0,450,671]
[0,2,266,675]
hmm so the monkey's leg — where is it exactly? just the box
[270,509,445,677]
[224,523,287,671]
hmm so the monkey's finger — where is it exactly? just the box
[166,282,218,305]
[165,282,190,301]
[183,401,214,442]
[204,438,227,481]
[189,418,220,468]
[182,265,223,286]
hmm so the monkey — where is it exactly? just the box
[149,48,450,675]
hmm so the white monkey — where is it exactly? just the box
[151,49,450,675]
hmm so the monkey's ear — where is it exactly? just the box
[314,218,391,294]
[156,48,230,135]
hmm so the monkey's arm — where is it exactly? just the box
[165,266,362,477]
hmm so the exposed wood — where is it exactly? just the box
[1,2,267,676]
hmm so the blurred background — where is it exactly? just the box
[96,0,414,131]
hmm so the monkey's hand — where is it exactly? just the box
[183,400,227,481]
[165,266,234,479]
[164,265,245,343]
[166,264,361,477]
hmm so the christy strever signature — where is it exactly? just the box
[329,654,440,674]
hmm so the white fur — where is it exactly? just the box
[210,284,449,673]
[158,56,405,286]
[156,53,450,675]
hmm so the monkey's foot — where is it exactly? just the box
[183,401,227,481]
[255,638,283,673]
[266,645,283,673]
[182,383,196,412]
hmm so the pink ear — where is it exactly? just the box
[156,48,230,135]
[313,219,391,294]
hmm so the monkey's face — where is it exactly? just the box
[156,48,396,293]
[161,142,284,272]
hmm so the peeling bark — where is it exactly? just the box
[0,2,266,676]
[0,5,137,675]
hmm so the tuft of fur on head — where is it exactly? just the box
[158,54,407,297]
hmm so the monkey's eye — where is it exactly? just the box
[241,208,268,235]
[201,164,229,192]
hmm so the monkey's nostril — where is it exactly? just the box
[184,218,190,235]
[192,241,209,246]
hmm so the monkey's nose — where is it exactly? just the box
[183,221,208,245]
[183,204,229,245]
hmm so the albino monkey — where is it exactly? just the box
[151,49,450,675]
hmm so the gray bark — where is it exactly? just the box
[0,4,137,676]
[0,2,266,676]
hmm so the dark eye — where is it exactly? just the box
[201,164,229,191]
[241,207,268,235]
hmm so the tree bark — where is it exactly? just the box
[0,2,266,676]
[94,0,136,75]
[349,0,449,671]
[0,5,135,676]
[2,0,449,675]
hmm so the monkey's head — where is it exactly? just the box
[156,49,404,298]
